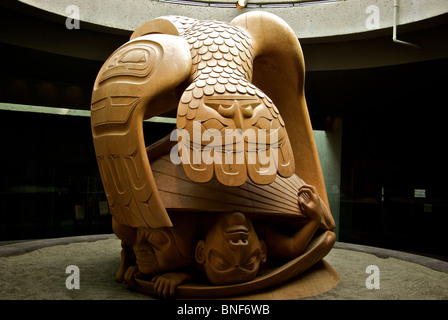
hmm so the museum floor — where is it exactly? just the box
[1,234,447,300]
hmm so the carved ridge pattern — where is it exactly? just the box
[151,155,334,230]
[96,149,162,228]
[91,96,141,131]
[91,38,185,228]
[99,45,158,84]
[151,155,300,215]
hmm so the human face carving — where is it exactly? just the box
[133,227,189,275]
[196,212,267,285]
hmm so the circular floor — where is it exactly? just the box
[1,235,447,300]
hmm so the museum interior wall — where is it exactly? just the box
[0,0,447,260]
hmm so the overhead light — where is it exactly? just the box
[236,0,248,9]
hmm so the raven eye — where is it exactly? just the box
[119,49,147,63]
[201,118,227,132]
[253,116,272,130]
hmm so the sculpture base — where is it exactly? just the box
[132,230,340,298]
[134,259,340,299]
[2,235,448,300]
[232,259,340,300]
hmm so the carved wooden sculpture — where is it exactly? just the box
[91,11,339,298]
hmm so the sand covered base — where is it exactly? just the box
[1,237,447,300]
[0,238,143,300]
[309,248,448,300]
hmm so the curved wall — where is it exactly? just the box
[11,0,446,71]
[18,0,448,39]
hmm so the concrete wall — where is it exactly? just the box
[19,0,448,40]
[12,0,446,71]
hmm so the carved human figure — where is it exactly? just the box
[196,184,323,286]
[113,183,324,298]
[113,214,197,292]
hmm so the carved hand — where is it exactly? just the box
[151,272,193,298]
[124,265,141,288]
[298,184,323,222]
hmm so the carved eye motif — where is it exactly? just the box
[210,250,231,271]
[201,118,227,132]
[253,116,272,130]
[242,255,258,271]
[98,44,158,84]
[119,49,147,63]
[211,254,231,271]
[204,95,260,119]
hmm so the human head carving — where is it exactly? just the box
[195,212,267,285]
